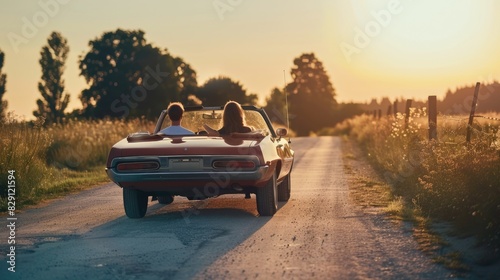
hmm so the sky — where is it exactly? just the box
[0,0,499,119]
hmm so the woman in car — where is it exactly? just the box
[204,101,252,136]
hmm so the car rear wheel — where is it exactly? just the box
[256,172,277,216]
[278,173,291,202]
[158,195,174,205]
[123,188,148,218]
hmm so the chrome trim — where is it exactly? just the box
[110,155,261,170]
[107,165,269,183]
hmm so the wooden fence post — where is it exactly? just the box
[378,109,382,119]
[466,82,481,143]
[393,100,398,117]
[404,99,412,129]
[428,96,437,140]
[387,104,392,117]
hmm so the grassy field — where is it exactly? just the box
[330,110,500,260]
[0,115,155,211]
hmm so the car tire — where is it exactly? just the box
[256,172,277,216]
[123,188,148,218]
[158,195,174,205]
[278,173,291,202]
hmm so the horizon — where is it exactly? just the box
[1,0,499,119]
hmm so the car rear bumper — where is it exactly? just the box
[106,165,271,188]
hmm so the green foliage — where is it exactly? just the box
[286,53,337,136]
[33,31,70,125]
[79,29,197,119]
[318,103,365,135]
[338,111,500,251]
[264,87,288,126]
[334,102,365,123]
[196,76,257,106]
[0,49,7,123]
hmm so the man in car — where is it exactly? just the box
[158,102,194,135]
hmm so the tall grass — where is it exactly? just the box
[0,115,52,205]
[334,111,500,253]
[45,117,155,170]
[0,115,154,210]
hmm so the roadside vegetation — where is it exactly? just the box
[333,110,500,266]
[0,114,154,211]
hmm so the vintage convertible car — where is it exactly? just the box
[106,105,294,218]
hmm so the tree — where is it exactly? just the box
[439,82,500,114]
[33,32,70,124]
[195,76,257,106]
[334,102,365,123]
[286,53,337,136]
[173,56,199,106]
[0,49,8,122]
[79,29,197,119]
[264,87,288,125]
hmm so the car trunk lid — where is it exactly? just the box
[107,135,263,164]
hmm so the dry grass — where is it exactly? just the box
[0,115,154,211]
[45,117,155,170]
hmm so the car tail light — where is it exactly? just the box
[212,160,256,170]
[117,161,159,171]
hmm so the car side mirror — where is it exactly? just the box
[276,128,288,138]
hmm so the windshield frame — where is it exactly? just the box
[153,105,277,137]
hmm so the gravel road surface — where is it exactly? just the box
[0,136,452,279]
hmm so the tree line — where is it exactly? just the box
[361,81,500,118]
[1,29,354,136]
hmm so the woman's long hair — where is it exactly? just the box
[222,101,246,133]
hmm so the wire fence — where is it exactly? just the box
[370,82,499,148]
[473,115,500,122]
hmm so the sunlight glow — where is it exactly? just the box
[327,0,500,101]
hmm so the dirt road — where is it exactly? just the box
[0,136,451,279]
